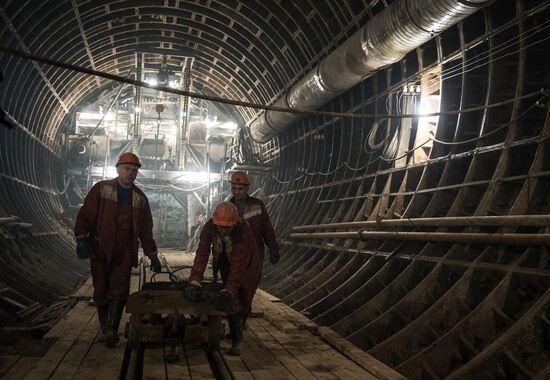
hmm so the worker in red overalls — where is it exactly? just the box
[74,152,162,347]
[229,171,279,265]
[185,202,261,356]
[229,171,279,327]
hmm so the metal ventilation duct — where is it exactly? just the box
[249,0,490,142]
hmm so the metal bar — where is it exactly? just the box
[2,110,62,158]
[177,62,192,171]
[0,172,59,195]
[9,222,33,229]
[292,215,550,232]
[0,9,69,113]
[290,231,550,246]
[0,217,17,225]
[269,169,550,200]
[70,0,100,87]
[132,52,142,154]
[186,144,204,171]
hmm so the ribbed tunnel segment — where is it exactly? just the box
[1,0,550,378]
[257,1,550,377]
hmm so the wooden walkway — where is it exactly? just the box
[0,251,404,380]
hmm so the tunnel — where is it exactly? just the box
[1,0,550,379]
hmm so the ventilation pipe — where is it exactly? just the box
[249,0,490,142]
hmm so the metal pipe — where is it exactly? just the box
[292,215,550,232]
[9,222,33,229]
[132,52,143,154]
[289,231,550,246]
[249,0,489,142]
[0,217,17,225]
[177,63,192,171]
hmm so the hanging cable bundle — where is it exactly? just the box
[366,119,389,151]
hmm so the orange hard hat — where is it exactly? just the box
[116,152,141,168]
[229,171,249,185]
[212,202,238,227]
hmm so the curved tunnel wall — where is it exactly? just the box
[259,1,550,378]
[0,0,374,320]
[0,0,549,378]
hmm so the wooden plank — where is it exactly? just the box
[256,289,280,302]
[255,290,317,332]
[252,296,297,333]
[248,319,316,380]
[257,318,379,380]
[74,309,130,379]
[255,319,337,380]
[185,343,215,379]
[142,346,167,380]
[76,261,158,379]
[49,313,99,380]
[72,277,94,301]
[23,302,96,380]
[165,343,192,380]
[239,327,295,380]
[0,355,20,376]
[303,333,379,380]
[2,357,39,380]
[219,337,254,380]
[317,326,407,380]
[43,301,88,338]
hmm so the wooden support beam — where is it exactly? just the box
[290,231,550,246]
[317,327,407,380]
[292,215,550,232]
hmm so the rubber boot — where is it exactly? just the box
[96,304,109,343]
[105,300,125,348]
[226,313,243,356]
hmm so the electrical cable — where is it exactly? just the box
[421,19,550,89]
[269,95,543,177]
[0,45,545,122]
[168,266,192,280]
[380,96,543,162]
[430,99,541,145]
[367,119,389,150]
[434,19,550,83]
[439,34,550,85]
[382,127,400,160]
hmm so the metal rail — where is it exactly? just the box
[292,215,550,232]
[290,231,550,246]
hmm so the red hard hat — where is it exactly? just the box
[229,171,249,185]
[212,202,238,227]
[116,152,141,168]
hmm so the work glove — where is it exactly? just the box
[185,280,202,303]
[75,235,92,259]
[214,289,233,311]
[269,249,280,265]
[149,254,162,273]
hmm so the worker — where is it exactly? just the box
[229,171,280,267]
[74,152,162,348]
[185,202,261,356]
[229,171,279,328]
